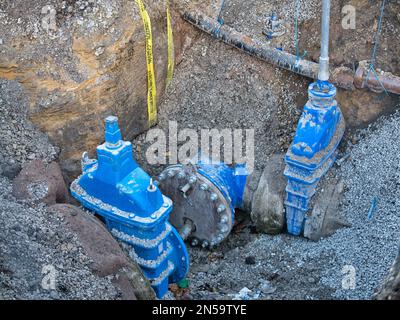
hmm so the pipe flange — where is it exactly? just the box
[158,164,234,248]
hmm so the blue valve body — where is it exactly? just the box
[196,158,248,214]
[284,81,345,235]
[70,116,189,298]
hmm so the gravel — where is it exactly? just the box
[0,79,58,175]
[221,0,319,48]
[326,112,400,299]
[0,78,120,300]
[0,176,119,299]
[1,0,399,301]
[186,112,400,300]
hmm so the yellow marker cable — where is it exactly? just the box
[135,0,157,127]
[166,0,174,87]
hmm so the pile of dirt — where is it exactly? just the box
[133,31,305,176]
[0,176,120,300]
[0,79,152,300]
[0,80,58,179]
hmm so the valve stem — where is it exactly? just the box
[318,0,331,82]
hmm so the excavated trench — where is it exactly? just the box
[1,0,400,300]
[133,0,400,300]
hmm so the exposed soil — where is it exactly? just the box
[1,0,399,300]
[131,0,400,300]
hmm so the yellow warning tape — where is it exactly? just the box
[166,0,174,87]
[135,0,157,127]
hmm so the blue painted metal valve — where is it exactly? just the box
[263,12,286,40]
[158,154,248,248]
[284,81,345,235]
[70,116,189,298]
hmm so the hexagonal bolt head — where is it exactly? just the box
[180,183,191,194]
[177,171,186,180]
[210,193,218,202]
[218,224,228,233]
[188,176,197,184]
[167,170,176,178]
[217,204,226,213]
[200,183,209,191]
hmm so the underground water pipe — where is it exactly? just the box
[183,9,400,95]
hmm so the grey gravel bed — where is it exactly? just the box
[0,78,119,300]
[325,112,400,299]
[0,79,58,178]
[0,176,119,300]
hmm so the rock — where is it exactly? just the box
[48,203,155,300]
[304,178,350,241]
[0,0,201,181]
[245,256,256,265]
[259,280,277,295]
[192,264,210,274]
[250,154,286,234]
[181,291,194,300]
[232,287,252,300]
[12,160,69,205]
[375,248,400,300]
[2,162,22,180]
[337,88,399,128]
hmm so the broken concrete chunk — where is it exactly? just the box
[375,248,400,300]
[304,178,349,241]
[12,160,69,205]
[1,162,22,180]
[48,204,155,300]
[250,154,286,235]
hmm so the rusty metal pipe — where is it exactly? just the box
[183,10,400,95]
[354,66,400,95]
[183,10,320,80]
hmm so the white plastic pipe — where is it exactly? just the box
[318,0,331,81]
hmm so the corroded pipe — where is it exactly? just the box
[354,65,400,95]
[183,10,400,95]
[183,10,319,80]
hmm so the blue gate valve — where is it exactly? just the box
[284,0,345,236]
[70,116,189,298]
[284,81,345,235]
[158,154,249,248]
